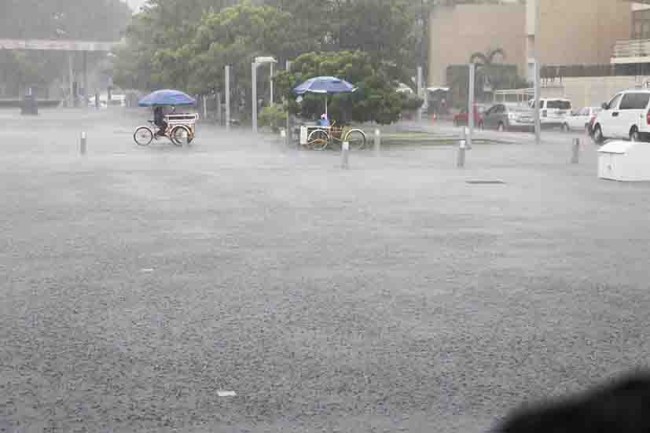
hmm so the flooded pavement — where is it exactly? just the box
[1,109,649,433]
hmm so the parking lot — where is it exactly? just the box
[1,108,649,433]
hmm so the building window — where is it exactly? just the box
[633,10,650,39]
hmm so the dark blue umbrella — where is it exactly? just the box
[293,76,356,116]
[138,89,196,107]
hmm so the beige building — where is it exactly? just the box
[535,0,631,67]
[428,3,526,87]
[428,0,634,88]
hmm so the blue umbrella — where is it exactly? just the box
[138,89,196,107]
[293,76,356,116]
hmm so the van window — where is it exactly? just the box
[547,100,571,110]
[618,93,650,110]
[527,100,541,109]
[608,94,623,110]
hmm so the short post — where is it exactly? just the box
[457,128,467,168]
[80,131,87,156]
[571,138,580,164]
[463,126,472,150]
[341,141,350,169]
[374,129,381,155]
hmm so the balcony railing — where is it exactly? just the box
[612,39,650,64]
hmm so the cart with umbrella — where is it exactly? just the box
[293,76,367,150]
[133,89,199,146]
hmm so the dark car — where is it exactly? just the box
[480,104,534,132]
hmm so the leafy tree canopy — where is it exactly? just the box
[276,51,416,125]
[114,0,425,91]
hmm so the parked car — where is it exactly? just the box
[592,90,650,143]
[563,107,601,133]
[453,104,487,127]
[480,104,534,131]
[528,98,572,128]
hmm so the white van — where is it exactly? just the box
[528,98,572,128]
[592,90,650,143]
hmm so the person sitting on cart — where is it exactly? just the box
[153,106,168,137]
[318,113,330,127]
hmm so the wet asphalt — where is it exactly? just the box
[0,109,648,433]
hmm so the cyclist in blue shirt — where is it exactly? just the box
[318,113,330,127]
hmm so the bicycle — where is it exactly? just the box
[305,121,367,151]
[133,113,198,146]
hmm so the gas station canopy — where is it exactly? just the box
[0,39,117,52]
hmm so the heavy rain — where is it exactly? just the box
[1,1,649,432]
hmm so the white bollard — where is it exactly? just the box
[80,131,87,156]
[463,126,472,150]
[571,138,580,164]
[374,129,381,155]
[341,141,350,169]
[457,128,466,168]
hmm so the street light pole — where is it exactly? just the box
[527,0,541,144]
[225,65,231,132]
[252,61,258,133]
[68,52,74,108]
[270,62,274,107]
[468,63,475,148]
[417,66,424,122]
[251,56,277,133]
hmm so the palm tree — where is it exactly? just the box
[468,48,506,93]
[469,48,505,66]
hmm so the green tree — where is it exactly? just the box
[115,0,429,93]
[113,0,242,91]
[275,51,417,125]
[186,3,304,94]
[446,47,526,106]
[266,0,419,73]
[467,48,526,95]
[332,0,415,69]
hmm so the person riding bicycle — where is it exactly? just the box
[153,106,168,137]
[318,113,330,127]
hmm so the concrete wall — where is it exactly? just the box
[554,76,650,108]
[428,4,526,86]
[537,0,632,67]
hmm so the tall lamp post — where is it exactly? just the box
[251,56,277,133]
[54,12,74,108]
[527,0,541,144]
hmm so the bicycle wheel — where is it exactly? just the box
[171,126,189,146]
[133,127,153,146]
[344,129,367,151]
[307,129,330,151]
